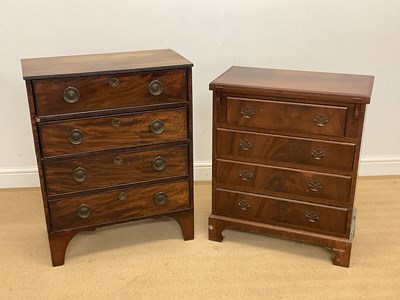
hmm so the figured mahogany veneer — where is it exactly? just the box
[209,66,373,267]
[22,49,194,266]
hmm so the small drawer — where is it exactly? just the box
[33,69,187,117]
[216,160,351,203]
[49,181,190,231]
[226,97,348,137]
[44,145,188,196]
[39,108,188,157]
[215,189,348,236]
[216,129,355,172]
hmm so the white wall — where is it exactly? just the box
[1,0,399,187]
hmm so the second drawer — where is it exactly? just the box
[39,108,188,157]
[44,145,188,196]
[216,128,355,173]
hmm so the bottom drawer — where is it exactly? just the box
[215,189,348,236]
[49,181,190,231]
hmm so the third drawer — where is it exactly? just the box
[216,159,352,204]
[44,144,188,196]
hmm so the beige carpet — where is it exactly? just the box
[1,177,399,299]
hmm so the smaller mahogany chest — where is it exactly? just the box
[209,66,374,267]
[21,49,194,266]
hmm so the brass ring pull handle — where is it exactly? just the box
[311,148,326,160]
[114,156,123,165]
[240,139,253,151]
[111,118,120,128]
[239,169,254,181]
[150,119,165,134]
[237,199,251,211]
[69,129,84,145]
[148,80,163,96]
[72,167,87,182]
[109,77,119,87]
[308,180,323,192]
[63,87,80,103]
[305,210,320,223]
[118,191,127,201]
[240,106,255,119]
[152,156,166,171]
[76,204,91,219]
[154,192,168,205]
[313,115,329,127]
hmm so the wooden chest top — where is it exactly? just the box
[209,66,374,104]
[21,49,193,79]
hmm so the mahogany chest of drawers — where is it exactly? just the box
[209,66,374,267]
[21,49,194,266]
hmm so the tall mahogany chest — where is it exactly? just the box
[22,49,194,266]
[209,66,373,267]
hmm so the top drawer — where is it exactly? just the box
[226,97,348,137]
[33,69,188,117]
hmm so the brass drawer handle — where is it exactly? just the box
[305,210,320,223]
[150,119,165,134]
[239,169,254,181]
[148,80,163,96]
[152,156,166,171]
[69,129,84,145]
[240,139,253,151]
[63,87,80,103]
[119,191,127,201]
[111,118,120,127]
[308,180,323,192]
[77,204,91,219]
[154,192,168,205]
[72,167,87,182]
[313,115,329,127]
[311,148,326,160]
[109,77,119,87]
[114,156,123,165]
[238,199,251,211]
[240,106,255,119]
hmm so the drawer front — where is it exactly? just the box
[44,145,188,196]
[33,69,187,117]
[216,129,355,172]
[39,108,188,157]
[216,160,351,203]
[226,97,348,137]
[50,181,190,231]
[215,189,348,236]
